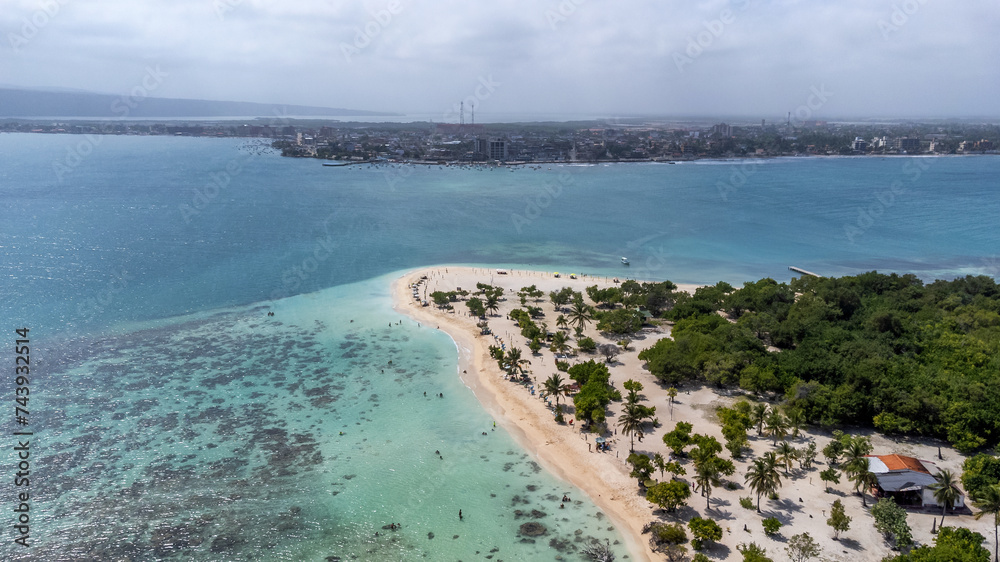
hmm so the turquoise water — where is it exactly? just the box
[2,133,999,560]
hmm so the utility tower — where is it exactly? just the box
[460,101,465,125]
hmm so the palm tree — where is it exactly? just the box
[568,296,594,332]
[543,373,567,408]
[776,441,797,476]
[653,452,666,479]
[556,314,569,331]
[745,453,782,512]
[504,348,529,377]
[485,293,500,316]
[617,402,645,452]
[787,408,806,438]
[694,460,723,510]
[764,410,790,446]
[971,484,1000,562]
[849,462,878,507]
[751,403,769,436]
[841,438,873,483]
[550,331,570,355]
[928,469,963,527]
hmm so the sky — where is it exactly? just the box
[2,0,999,120]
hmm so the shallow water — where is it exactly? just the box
[3,133,998,560]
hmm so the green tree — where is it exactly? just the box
[596,307,644,335]
[872,497,913,550]
[764,409,790,445]
[761,517,782,536]
[827,499,851,540]
[543,373,567,409]
[751,403,769,436]
[466,297,486,317]
[820,467,840,493]
[556,313,569,331]
[528,337,542,354]
[745,453,782,511]
[970,484,1000,562]
[687,516,722,550]
[568,294,594,332]
[737,542,773,562]
[787,408,807,438]
[785,533,821,562]
[646,480,691,513]
[885,527,990,562]
[849,459,878,507]
[485,292,500,316]
[776,441,798,476]
[549,330,570,355]
[577,336,597,353]
[627,452,655,485]
[928,468,963,527]
[663,421,694,456]
[618,402,646,451]
[504,347,529,377]
[963,453,1000,498]
[799,441,818,469]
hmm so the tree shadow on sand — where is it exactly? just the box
[837,537,865,551]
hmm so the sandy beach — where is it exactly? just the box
[392,266,995,562]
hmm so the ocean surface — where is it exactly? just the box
[2,133,999,560]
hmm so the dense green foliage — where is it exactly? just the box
[883,527,990,562]
[645,479,691,513]
[638,272,1000,452]
[962,453,1000,497]
[872,497,913,549]
[687,516,722,550]
[761,517,782,536]
[737,542,773,562]
[827,499,851,539]
[569,360,614,425]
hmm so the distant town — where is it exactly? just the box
[3,117,998,164]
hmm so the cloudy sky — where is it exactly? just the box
[3,0,998,120]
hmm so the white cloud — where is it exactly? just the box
[1,0,997,117]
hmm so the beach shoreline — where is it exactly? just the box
[392,266,666,562]
[390,265,995,562]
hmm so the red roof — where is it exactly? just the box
[873,454,930,474]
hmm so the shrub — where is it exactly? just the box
[739,496,755,510]
[761,517,782,536]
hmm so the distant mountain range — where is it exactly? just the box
[0,88,398,118]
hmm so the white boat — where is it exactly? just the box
[621,257,630,265]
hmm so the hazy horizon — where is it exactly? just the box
[3,1,998,120]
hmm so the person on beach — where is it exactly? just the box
[459,510,463,520]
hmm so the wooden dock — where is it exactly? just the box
[788,266,821,278]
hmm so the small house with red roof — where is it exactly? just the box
[866,454,965,508]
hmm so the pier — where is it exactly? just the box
[788,266,821,278]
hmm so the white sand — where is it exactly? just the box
[392,266,996,562]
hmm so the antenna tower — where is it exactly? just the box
[460,101,465,125]
[471,102,475,125]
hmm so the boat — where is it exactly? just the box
[621,257,630,265]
